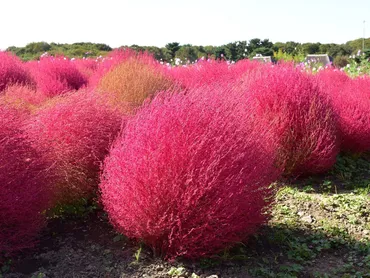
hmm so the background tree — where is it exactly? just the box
[165,42,181,60]
[302,42,321,54]
[5,37,370,63]
[175,44,198,62]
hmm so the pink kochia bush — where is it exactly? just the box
[168,59,263,91]
[168,60,231,89]
[244,64,340,175]
[0,51,34,92]
[25,91,122,206]
[0,104,51,259]
[100,87,281,260]
[26,56,88,97]
[72,58,99,79]
[317,69,370,152]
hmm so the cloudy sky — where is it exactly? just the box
[1,0,368,49]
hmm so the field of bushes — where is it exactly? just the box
[0,49,369,277]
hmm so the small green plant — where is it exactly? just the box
[47,198,97,219]
[134,244,142,262]
[167,266,185,276]
[31,272,46,278]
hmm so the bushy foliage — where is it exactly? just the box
[318,69,370,152]
[72,58,99,79]
[26,56,88,97]
[3,84,48,107]
[333,55,349,68]
[168,59,264,91]
[0,51,34,92]
[244,64,340,175]
[7,42,112,61]
[88,48,140,89]
[273,49,305,63]
[100,87,280,260]
[25,91,122,206]
[342,51,370,77]
[168,60,231,89]
[96,50,174,111]
[0,104,51,260]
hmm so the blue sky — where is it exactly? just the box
[1,0,369,50]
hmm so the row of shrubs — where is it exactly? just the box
[1,50,369,261]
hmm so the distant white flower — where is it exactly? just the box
[175,58,181,65]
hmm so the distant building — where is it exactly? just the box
[305,54,332,66]
[252,54,272,63]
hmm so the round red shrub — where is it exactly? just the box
[244,64,340,176]
[25,91,122,206]
[96,55,175,110]
[0,51,34,92]
[0,104,51,260]
[317,69,370,153]
[100,87,280,260]
[26,56,88,97]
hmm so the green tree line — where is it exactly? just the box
[6,38,370,66]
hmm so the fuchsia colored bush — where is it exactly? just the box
[0,51,34,92]
[25,91,122,206]
[244,64,340,175]
[317,69,370,152]
[168,59,231,89]
[100,87,281,260]
[168,58,263,91]
[26,56,88,97]
[73,58,99,79]
[0,104,51,259]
